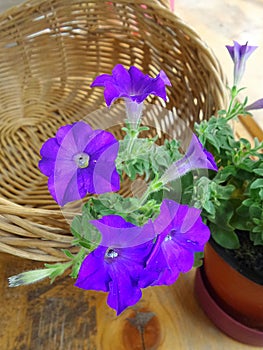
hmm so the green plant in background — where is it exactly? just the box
[193,41,263,249]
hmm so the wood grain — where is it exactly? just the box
[1,253,262,350]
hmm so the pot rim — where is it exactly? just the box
[194,267,263,347]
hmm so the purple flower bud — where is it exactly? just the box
[246,98,263,111]
[226,41,257,86]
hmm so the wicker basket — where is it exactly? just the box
[0,0,226,262]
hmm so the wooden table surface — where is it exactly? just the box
[1,252,262,350]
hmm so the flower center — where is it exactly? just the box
[105,248,118,259]
[165,234,172,242]
[73,152,90,168]
[165,229,177,242]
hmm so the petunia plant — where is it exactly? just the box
[8,42,263,315]
[193,41,263,251]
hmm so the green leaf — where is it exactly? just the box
[249,204,262,218]
[210,223,240,249]
[62,249,74,259]
[125,161,137,179]
[44,261,73,283]
[209,200,234,230]
[216,184,235,200]
[250,231,263,245]
[253,168,263,176]
[203,200,215,216]
[71,213,101,250]
[215,165,236,182]
[70,249,87,278]
[217,109,227,116]
[236,203,250,217]
[250,179,263,189]
[242,198,254,207]
[70,215,82,238]
[194,252,204,267]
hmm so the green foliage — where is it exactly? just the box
[81,193,161,227]
[116,130,182,181]
[195,111,263,249]
[116,106,263,251]
[71,213,101,250]
[194,252,205,268]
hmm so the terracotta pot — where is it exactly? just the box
[195,241,263,346]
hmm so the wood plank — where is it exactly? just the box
[1,253,262,350]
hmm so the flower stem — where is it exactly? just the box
[126,129,139,154]
[225,86,238,120]
[138,178,165,207]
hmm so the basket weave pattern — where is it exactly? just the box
[0,0,226,261]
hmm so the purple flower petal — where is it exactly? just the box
[160,70,171,86]
[85,130,119,160]
[112,64,131,93]
[182,134,218,171]
[103,83,124,106]
[226,41,257,86]
[90,215,155,248]
[90,73,112,87]
[140,199,210,287]
[246,98,263,111]
[39,121,120,206]
[107,267,142,315]
[161,134,217,184]
[152,242,193,286]
[38,158,55,177]
[90,64,171,107]
[39,138,60,159]
[76,167,94,197]
[75,216,155,314]
[106,243,151,314]
[128,69,171,103]
[154,200,210,251]
[75,246,110,292]
[56,124,75,144]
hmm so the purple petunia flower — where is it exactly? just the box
[75,215,155,315]
[139,199,210,287]
[91,64,171,125]
[226,41,257,86]
[39,121,120,206]
[160,134,217,185]
[75,200,210,313]
[246,98,263,111]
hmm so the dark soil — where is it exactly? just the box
[210,231,263,285]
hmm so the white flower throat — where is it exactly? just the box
[74,152,90,168]
[105,248,118,259]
